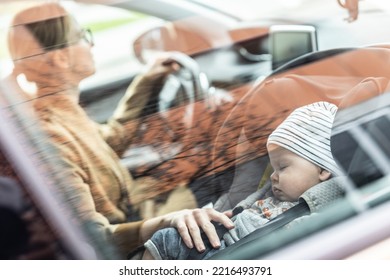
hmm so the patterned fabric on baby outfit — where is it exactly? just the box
[249,197,296,220]
[223,196,297,245]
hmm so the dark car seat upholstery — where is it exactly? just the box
[0,177,29,259]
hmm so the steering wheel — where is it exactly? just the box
[160,52,210,111]
[130,52,213,187]
[140,52,210,118]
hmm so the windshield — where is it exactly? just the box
[191,0,390,21]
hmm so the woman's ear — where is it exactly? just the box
[51,49,70,69]
[319,169,332,181]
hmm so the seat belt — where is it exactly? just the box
[189,201,310,260]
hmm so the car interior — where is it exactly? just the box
[1,0,390,260]
[78,21,328,212]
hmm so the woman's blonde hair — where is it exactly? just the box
[8,3,74,61]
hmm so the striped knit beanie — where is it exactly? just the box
[267,101,340,175]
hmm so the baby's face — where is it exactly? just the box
[268,145,323,202]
